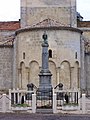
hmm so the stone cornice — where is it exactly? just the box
[78,28,90,31]
[15,26,83,35]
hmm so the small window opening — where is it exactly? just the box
[49,49,52,58]
[23,52,25,59]
[75,52,77,59]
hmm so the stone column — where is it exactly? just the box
[56,67,60,85]
[71,67,74,89]
[78,68,80,88]
[26,67,29,85]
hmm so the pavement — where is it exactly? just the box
[0,113,90,120]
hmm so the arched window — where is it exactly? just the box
[49,49,52,58]
[75,52,77,59]
[23,52,25,59]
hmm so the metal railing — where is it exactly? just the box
[9,88,36,111]
[54,89,80,110]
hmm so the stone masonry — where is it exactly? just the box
[0,47,13,91]
[0,0,90,95]
[21,0,77,27]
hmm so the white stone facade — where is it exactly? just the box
[14,26,82,90]
[21,0,77,28]
[0,0,89,93]
[13,0,80,90]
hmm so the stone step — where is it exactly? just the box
[36,109,53,114]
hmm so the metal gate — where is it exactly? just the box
[36,89,53,109]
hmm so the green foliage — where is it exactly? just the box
[12,103,30,107]
[63,102,78,106]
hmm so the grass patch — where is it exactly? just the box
[12,103,30,107]
[63,103,78,106]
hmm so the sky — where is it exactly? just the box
[77,0,90,21]
[0,0,90,21]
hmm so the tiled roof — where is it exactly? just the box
[0,21,20,30]
[0,35,15,46]
[77,21,90,28]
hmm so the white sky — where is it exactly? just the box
[0,0,90,21]
[0,0,20,21]
[77,0,90,21]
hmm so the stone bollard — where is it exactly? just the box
[32,94,36,113]
[53,94,57,113]
[2,94,6,113]
[78,91,80,111]
[9,89,11,110]
[82,94,86,114]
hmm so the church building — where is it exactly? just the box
[0,0,90,95]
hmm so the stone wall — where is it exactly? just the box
[78,27,90,92]
[80,29,90,92]
[0,47,13,91]
[21,0,77,27]
[85,54,90,92]
[0,31,15,42]
[0,30,15,91]
[15,27,81,89]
